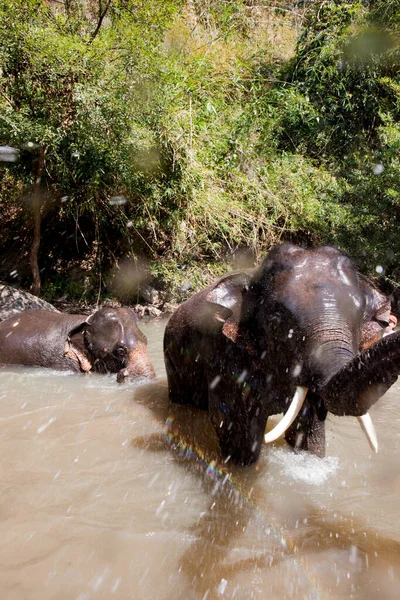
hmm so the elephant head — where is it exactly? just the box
[199,244,400,462]
[66,307,156,382]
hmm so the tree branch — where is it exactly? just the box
[90,0,113,42]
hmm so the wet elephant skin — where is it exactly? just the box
[164,243,400,465]
[0,307,155,382]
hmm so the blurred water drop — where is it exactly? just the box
[156,500,165,516]
[210,375,221,390]
[180,281,192,292]
[37,416,56,434]
[109,257,147,301]
[218,578,228,595]
[375,265,384,274]
[372,163,384,175]
[292,363,302,377]
[109,195,127,206]
[112,577,121,593]
[237,369,247,384]
[91,567,109,592]
[0,145,19,162]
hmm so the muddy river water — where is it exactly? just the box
[0,318,399,599]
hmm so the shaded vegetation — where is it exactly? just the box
[0,0,399,302]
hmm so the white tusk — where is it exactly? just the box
[383,330,395,338]
[264,386,308,444]
[357,413,378,453]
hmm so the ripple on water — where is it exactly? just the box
[269,448,339,485]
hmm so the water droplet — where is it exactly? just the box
[292,364,302,377]
[156,500,165,516]
[218,578,228,595]
[237,369,247,384]
[109,195,127,206]
[372,163,384,175]
[37,417,56,434]
[210,375,221,390]
[0,145,19,162]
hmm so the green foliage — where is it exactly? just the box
[0,0,399,300]
[268,0,400,277]
[273,1,395,156]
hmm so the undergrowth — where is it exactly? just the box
[0,1,399,301]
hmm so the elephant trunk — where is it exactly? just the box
[322,331,400,416]
[264,326,393,451]
[301,306,357,391]
[117,342,156,383]
[309,337,356,388]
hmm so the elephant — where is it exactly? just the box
[164,243,400,465]
[0,307,156,382]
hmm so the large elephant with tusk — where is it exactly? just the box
[164,243,400,465]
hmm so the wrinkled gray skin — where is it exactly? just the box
[164,244,400,465]
[0,283,59,321]
[0,307,155,382]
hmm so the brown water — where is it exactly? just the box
[0,318,400,600]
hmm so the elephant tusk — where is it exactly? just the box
[357,413,378,453]
[264,386,308,444]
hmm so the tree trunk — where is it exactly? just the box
[29,148,45,297]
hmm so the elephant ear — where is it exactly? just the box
[206,271,252,346]
[64,316,93,372]
[64,339,92,372]
[360,277,394,350]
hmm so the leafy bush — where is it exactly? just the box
[0,0,399,300]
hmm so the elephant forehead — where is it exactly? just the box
[97,309,121,322]
[288,254,355,280]
[276,253,357,290]
[90,316,123,339]
[95,319,142,349]
[276,272,364,320]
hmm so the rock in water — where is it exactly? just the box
[0,283,59,321]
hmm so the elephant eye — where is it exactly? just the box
[375,317,390,327]
[114,345,127,358]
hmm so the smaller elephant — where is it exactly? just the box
[0,307,155,382]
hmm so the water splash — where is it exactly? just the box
[160,415,326,599]
[269,448,339,485]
